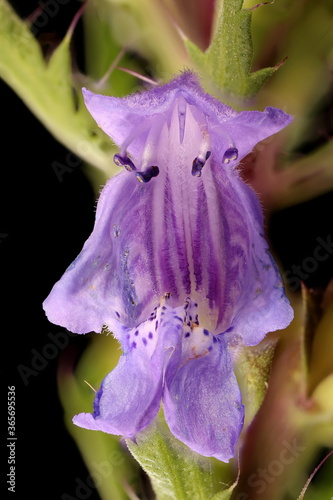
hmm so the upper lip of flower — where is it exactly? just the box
[43,71,294,337]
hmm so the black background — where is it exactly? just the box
[1,1,333,499]
[2,2,100,499]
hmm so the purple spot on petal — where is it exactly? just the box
[208,346,213,351]
[131,341,137,348]
[155,320,158,330]
[142,338,147,346]
[134,330,139,336]
[185,332,190,338]
[203,329,209,336]
[148,332,153,339]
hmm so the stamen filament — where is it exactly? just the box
[211,125,239,164]
[141,115,165,170]
[191,131,211,177]
[119,118,154,157]
[197,133,210,162]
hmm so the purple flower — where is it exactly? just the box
[43,72,293,461]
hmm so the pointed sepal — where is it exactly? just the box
[185,0,280,101]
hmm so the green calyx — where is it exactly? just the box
[185,0,279,102]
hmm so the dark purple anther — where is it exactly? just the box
[113,153,137,172]
[135,166,159,183]
[191,151,211,177]
[222,147,238,164]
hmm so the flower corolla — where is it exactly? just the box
[43,72,293,461]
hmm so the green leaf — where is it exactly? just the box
[185,0,277,101]
[0,0,116,177]
[126,416,215,500]
[82,0,142,97]
[101,0,190,79]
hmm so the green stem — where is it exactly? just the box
[126,418,214,500]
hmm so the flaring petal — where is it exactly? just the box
[73,350,162,437]
[73,296,182,436]
[163,316,244,462]
[82,72,235,154]
[43,172,158,334]
[213,171,294,345]
[82,72,292,159]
